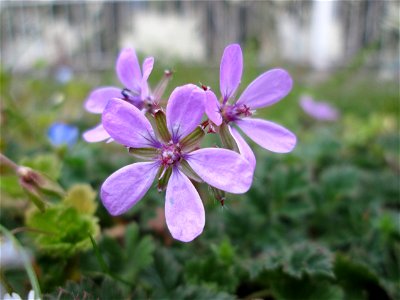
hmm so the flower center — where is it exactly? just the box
[220,104,252,123]
[159,141,182,167]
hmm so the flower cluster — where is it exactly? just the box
[83,44,296,242]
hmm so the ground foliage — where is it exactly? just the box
[0,50,399,300]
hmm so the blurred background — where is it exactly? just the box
[1,0,399,75]
[1,1,399,300]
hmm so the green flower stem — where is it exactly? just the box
[0,270,14,294]
[0,153,19,172]
[88,234,134,287]
[0,224,42,299]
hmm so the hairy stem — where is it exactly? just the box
[0,153,19,172]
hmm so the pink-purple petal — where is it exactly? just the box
[101,162,158,216]
[236,69,293,109]
[102,98,158,148]
[299,96,339,121]
[116,48,142,92]
[84,87,122,114]
[166,84,205,141]
[205,90,222,126]
[142,57,154,83]
[235,118,296,153]
[140,57,154,99]
[165,168,205,242]
[82,124,110,143]
[186,148,253,194]
[220,44,243,101]
[230,126,256,171]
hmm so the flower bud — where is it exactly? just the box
[16,166,65,212]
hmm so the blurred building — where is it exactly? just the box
[0,0,398,77]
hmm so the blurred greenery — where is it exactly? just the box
[0,44,399,300]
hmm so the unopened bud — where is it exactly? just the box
[16,166,65,212]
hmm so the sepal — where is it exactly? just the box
[219,123,239,152]
[180,160,203,183]
[180,126,205,152]
[157,166,172,192]
[209,186,226,205]
[128,147,159,160]
[154,110,172,143]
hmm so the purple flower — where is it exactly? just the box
[300,95,339,121]
[83,48,156,143]
[100,84,253,242]
[205,44,297,169]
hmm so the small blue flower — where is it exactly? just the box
[47,123,79,148]
[55,65,73,84]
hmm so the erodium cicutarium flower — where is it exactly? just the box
[204,44,297,169]
[100,84,253,242]
[299,95,339,121]
[83,48,171,143]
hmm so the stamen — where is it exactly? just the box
[153,70,173,102]
[201,84,209,91]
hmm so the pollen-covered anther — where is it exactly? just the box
[164,69,173,77]
[201,84,210,91]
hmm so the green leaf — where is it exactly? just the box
[268,271,344,300]
[185,239,241,293]
[0,175,24,197]
[334,254,390,300]
[143,248,182,297]
[248,243,335,280]
[175,284,235,300]
[20,153,62,180]
[45,277,124,300]
[63,184,97,215]
[122,223,155,281]
[284,244,335,279]
[26,205,99,257]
